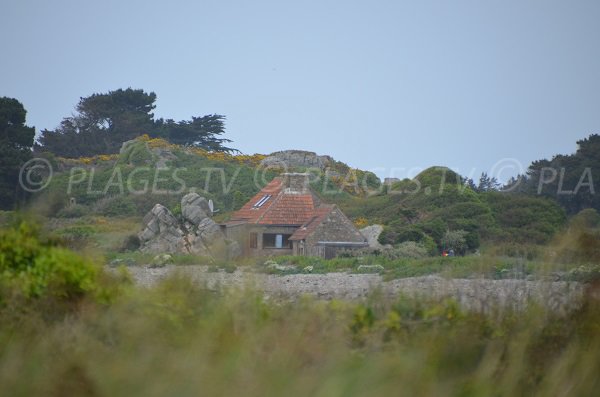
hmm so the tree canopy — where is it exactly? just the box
[36,88,236,157]
[0,97,35,209]
[508,133,600,214]
[154,115,235,152]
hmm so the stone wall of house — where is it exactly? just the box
[283,173,310,193]
[305,208,366,247]
[222,223,249,254]
[227,225,299,257]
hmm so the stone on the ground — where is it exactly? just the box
[357,264,385,273]
[151,254,173,268]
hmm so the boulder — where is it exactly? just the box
[138,204,184,253]
[151,254,173,268]
[138,197,238,260]
[357,264,384,273]
[181,193,211,225]
[119,138,154,166]
[119,138,176,167]
[360,225,384,249]
[189,218,227,256]
[152,147,177,168]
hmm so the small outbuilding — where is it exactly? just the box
[222,173,368,258]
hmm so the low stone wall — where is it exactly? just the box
[121,266,586,313]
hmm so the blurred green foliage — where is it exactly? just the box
[0,274,598,396]
[0,222,100,300]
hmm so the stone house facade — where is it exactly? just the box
[222,173,367,258]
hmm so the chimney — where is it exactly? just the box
[282,173,310,193]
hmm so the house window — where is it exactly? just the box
[263,233,292,249]
[249,233,258,249]
[252,195,272,208]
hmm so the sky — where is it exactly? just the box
[2,0,599,182]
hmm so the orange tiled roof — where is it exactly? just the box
[226,178,283,224]
[226,177,322,226]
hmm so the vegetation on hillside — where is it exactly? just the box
[1,91,598,261]
[28,133,594,260]
[34,136,274,219]
[335,167,566,254]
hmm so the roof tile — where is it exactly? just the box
[227,177,324,226]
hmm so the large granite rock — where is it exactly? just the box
[360,224,384,249]
[261,150,333,170]
[187,218,227,256]
[181,193,211,226]
[139,204,185,253]
[138,197,240,260]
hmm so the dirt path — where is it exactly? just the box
[121,265,585,312]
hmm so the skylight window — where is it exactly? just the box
[252,194,271,208]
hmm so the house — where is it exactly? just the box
[222,173,368,258]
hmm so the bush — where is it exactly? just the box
[441,229,468,254]
[0,222,100,301]
[571,208,600,229]
[56,224,97,250]
[120,234,141,252]
[92,195,137,217]
[390,241,429,259]
[56,204,90,218]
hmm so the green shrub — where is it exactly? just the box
[390,241,429,259]
[120,234,141,252]
[92,195,137,217]
[0,222,100,300]
[56,204,90,218]
[571,208,600,229]
[55,224,97,249]
[441,229,468,254]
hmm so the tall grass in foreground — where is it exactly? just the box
[1,275,599,397]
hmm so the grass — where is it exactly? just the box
[47,215,140,252]
[1,221,599,396]
[1,275,599,396]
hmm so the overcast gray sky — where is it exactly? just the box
[2,0,599,181]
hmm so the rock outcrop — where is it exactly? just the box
[139,204,185,253]
[181,193,211,225]
[360,225,384,249]
[138,193,240,260]
[119,137,177,167]
[261,150,333,170]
